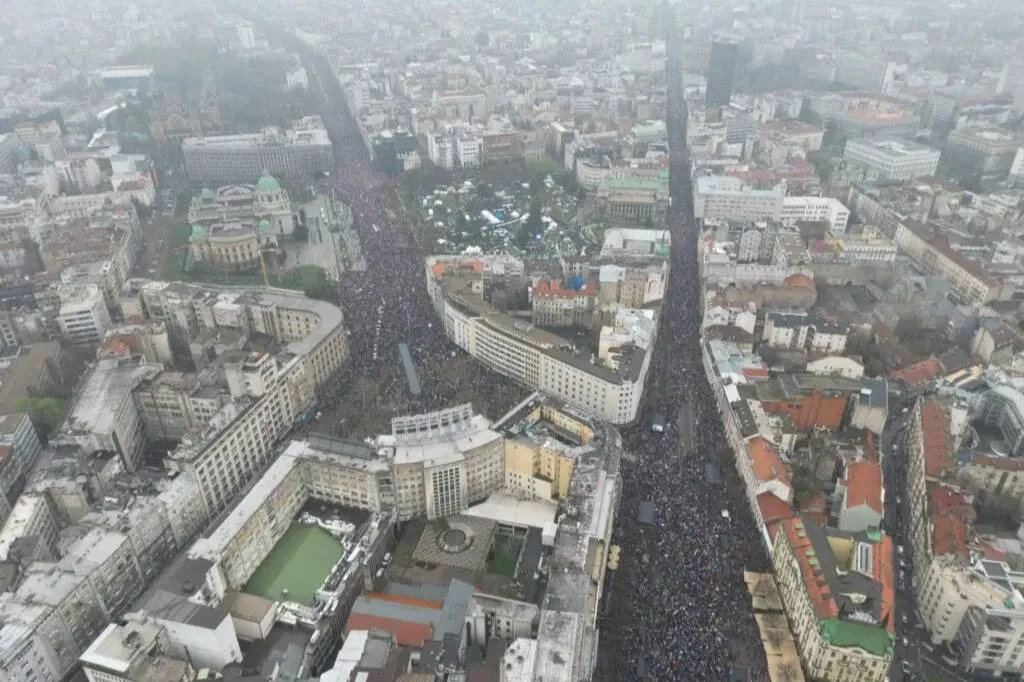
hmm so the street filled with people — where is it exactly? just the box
[594,173,771,680]
[299,35,770,681]
[592,38,771,681]
[305,54,529,431]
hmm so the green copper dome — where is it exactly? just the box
[256,173,281,191]
[257,218,273,232]
[189,224,207,240]
[200,188,215,200]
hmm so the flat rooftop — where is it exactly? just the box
[848,138,939,156]
[79,620,163,675]
[63,359,162,439]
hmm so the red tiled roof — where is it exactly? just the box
[777,518,894,631]
[891,357,942,387]
[747,437,791,488]
[345,613,434,648]
[864,431,880,463]
[931,516,969,559]
[920,401,953,478]
[929,486,975,522]
[929,485,973,559]
[364,592,444,610]
[757,492,792,525]
[844,461,883,514]
[969,452,1024,472]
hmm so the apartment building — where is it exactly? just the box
[833,228,898,264]
[0,466,207,681]
[843,138,941,181]
[954,586,1024,677]
[57,283,111,346]
[772,516,894,682]
[944,126,1024,177]
[61,359,162,472]
[133,371,225,441]
[139,287,349,515]
[0,134,18,175]
[0,492,60,561]
[0,412,42,499]
[0,523,158,681]
[531,279,597,327]
[182,119,333,183]
[693,175,786,224]
[427,259,653,425]
[837,461,884,533]
[893,220,998,305]
[80,619,193,682]
[737,437,793,551]
[905,453,1024,678]
[781,197,851,234]
[762,313,848,353]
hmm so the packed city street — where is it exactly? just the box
[298,46,530,430]
[591,40,771,681]
[295,28,773,681]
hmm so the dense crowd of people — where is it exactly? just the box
[309,50,770,680]
[311,73,528,427]
[592,45,771,681]
[595,202,771,679]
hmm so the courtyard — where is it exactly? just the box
[244,524,343,605]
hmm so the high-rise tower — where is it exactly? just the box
[705,40,739,108]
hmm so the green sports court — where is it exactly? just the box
[244,524,343,605]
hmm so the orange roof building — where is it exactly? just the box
[928,486,974,560]
[747,436,791,489]
[840,461,884,533]
[890,357,943,388]
[744,437,793,537]
[920,401,953,479]
[761,388,849,432]
[344,592,443,649]
[757,491,793,544]
[345,613,434,648]
[771,516,895,679]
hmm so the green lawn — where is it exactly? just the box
[244,524,343,605]
[487,535,523,578]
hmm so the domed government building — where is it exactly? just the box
[186,172,295,272]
